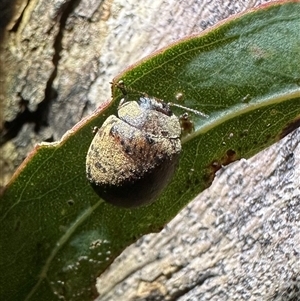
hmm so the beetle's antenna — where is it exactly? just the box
[111,80,209,118]
[168,102,209,118]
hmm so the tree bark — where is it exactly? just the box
[0,0,299,300]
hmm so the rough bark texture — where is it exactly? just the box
[0,0,299,300]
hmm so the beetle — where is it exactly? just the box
[86,81,207,208]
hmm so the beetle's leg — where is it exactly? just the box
[179,112,194,136]
[115,80,128,96]
[168,102,209,118]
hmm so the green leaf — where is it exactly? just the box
[1,2,300,300]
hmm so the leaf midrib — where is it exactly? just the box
[182,88,300,144]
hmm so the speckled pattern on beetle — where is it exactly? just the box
[86,94,182,208]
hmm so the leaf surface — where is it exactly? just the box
[0,2,300,300]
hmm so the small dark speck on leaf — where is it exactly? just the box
[226,149,236,158]
[263,133,272,144]
[67,199,75,206]
[205,149,239,186]
[239,130,249,138]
